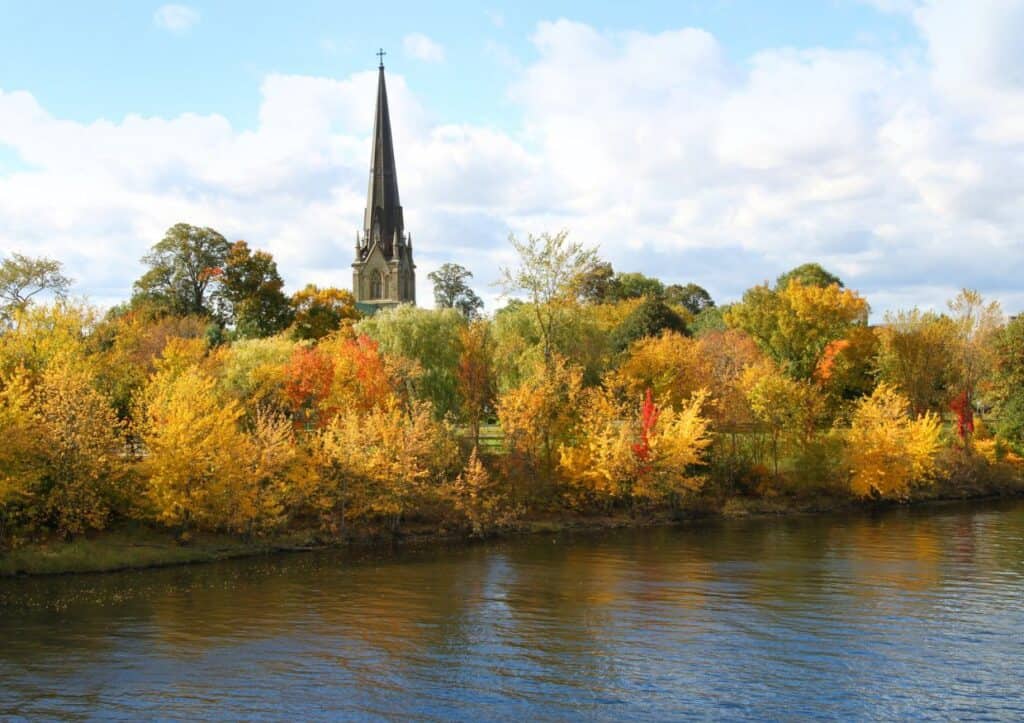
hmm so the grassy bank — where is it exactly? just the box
[4,472,1023,578]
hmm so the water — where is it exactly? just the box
[2,500,1023,720]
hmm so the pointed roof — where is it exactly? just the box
[363,58,404,254]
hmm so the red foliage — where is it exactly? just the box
[632,388,659,471]
[283,346,335,428]
[332,335,394,412]
[950,390,974,441]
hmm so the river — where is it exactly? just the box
[2,500,1023,720]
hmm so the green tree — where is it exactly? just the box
[577,261,615,303]
[497,230,599,366]
[355,305,465,419]
[427,263,484,319]
[609,272,665,301]
[290,285,360,340]
[876,309,959,416]
[776,262,843,289]
[665,282,715,315]
[218,241,293,337]
[610,297,687,352]
[0,253,72,326]
[132,223,230,317]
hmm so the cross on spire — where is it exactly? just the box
[376,48,386,68]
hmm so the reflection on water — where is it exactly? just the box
[2,500,1023,719]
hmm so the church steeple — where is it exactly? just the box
[352,50,415,309]
[363,52,404,257]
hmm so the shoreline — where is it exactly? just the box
[3,482,1023,579]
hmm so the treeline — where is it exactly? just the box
[1,227,1023,547]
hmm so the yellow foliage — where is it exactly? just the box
[448,447,519,536]
[138,365,255,532]
[846,383,942,499]
[496,355,584,476]
[636,391,712,504]
[611,331,707,410]
[559,387,637,503]
[310,399,458,533]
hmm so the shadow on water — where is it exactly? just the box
[2,499,1023,719]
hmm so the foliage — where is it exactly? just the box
[726,279,869,380]
[665,282,715,315]
[132,223,230,317]
[427,263,484,319]
[610,297,688,352]
[947,288,1003,409]
[497,355,584,483]
[876,309,959,416]
[218,241,293,338]
[498,230,599,365]
[609,331,705,410]
[283,345,335,429]
[0,253,71,325]
[456,320,495,445]
[310,399,458,533]
[743,365,825,474]
[447,448,518,536]
[355,305,464,418]
[290,285,361,341]
[776,262,843,289]
[845,384,942,500]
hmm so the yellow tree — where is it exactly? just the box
[559,386,638,506]
[0,369,40,543]
[726,279,869,379]
[138,365,254,534]
[876,309,959,416]
[610,331,707,410]
[846,384,941,499]
[743,365,825,475]
[496,354,584,485]
[447,447,518,536]
[33,364,127,537]
[310,399,458,533]
[636,391,712,507]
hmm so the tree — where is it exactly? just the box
[993,315,1024,449]
[218,241,293,337]
[609,272,665,301]
[427,263,484,319]
[497,230,599,365]
[447,448,517,536]
[743,365,825,475]
[876,309,959,416]
[576,261,615,303]
[947,289,1003,412]
[845,384,941,500]
[776,262,843,290]
[456,320,495,446]
[355,306,464,418]
[666,283,715,315]
[610,297,687,352]
[610,331,706,410]
[0,253,71,325]
[726,279,869,380]
[290,285,360,341]
[132,223,230,317]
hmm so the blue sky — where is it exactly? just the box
[1,1,1023,315]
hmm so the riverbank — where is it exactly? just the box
[4,471,1023,578]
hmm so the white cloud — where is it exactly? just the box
[153,4,200,33]
[402,33,445,63]
[3,2,1024,317]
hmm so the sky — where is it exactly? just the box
[1,0,1022,317]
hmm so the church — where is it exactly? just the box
[351,54,416,310]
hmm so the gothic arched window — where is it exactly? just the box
[370,272,383,299]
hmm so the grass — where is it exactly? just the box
[0,522,295,577]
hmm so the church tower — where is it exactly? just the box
[352,52,416,309]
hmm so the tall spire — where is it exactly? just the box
[363,51,403,256]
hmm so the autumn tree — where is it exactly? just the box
[609,331,706,410]
[310,399,458,533]
[947,289,1003,412]
[665,283,715,315]
[845,384,942,499]
[447,448,518,536]
[218,240,293,337]
[320,333,399,414]
[497,230,599,366]
[0,253,71,326]
[456,319,496,446]
[282,345,335,429]
[726,279,869,380]
[876,309,959,416]
[428,263,483,319]
[497,355,584,487]
[610,297,688,352]
[743,365,825,474]
[355,305,463,418]
[132,223,231,317]
[290,285,360,341]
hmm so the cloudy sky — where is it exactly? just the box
[1,0,1022,316]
